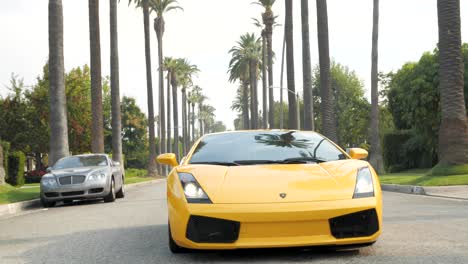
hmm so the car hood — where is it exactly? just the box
[178,160,369,204]
[50,167,107,177]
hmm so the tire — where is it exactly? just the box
[104,178,116,203]
[168,224,187,254]
[41,196,56,208]
[116,176,125,199]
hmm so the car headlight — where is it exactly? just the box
[88,172,106,181]
[353,167,374,198]
[178,172,212,204]
[41,177,57,186]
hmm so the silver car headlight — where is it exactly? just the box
[178,172,211,204]
[88,172,106,181]
[353,167,374,198]
[41,177,57,186]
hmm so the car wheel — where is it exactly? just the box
[40,196,56,208]
[168,223,187,254]
[116,176,125,199]
[104,178,116,203]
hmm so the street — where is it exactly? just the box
[1,181,468,264]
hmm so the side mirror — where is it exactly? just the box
[46,167,52,173]
[157,153,179,167]
[113,161,121,167]
[347,148,368,160]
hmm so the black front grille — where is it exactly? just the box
[329,209,379,239]
[44,192,59,198]
[59,176,71,185]
[186,215,240,243]
[59,175,86,185]
[61,191,85,197]
[89,188,104,194]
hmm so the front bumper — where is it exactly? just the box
[40,180,110,201]
[169,197,382,250]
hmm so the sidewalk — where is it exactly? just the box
[381,184,468,200]
[0,179,164,218]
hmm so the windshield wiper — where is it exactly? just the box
[280,157,327,164]
[233,157,327,165]
[234,160,284,165]
[190,161,240,166]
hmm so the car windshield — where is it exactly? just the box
[189,131,347,165]
[53,155,108,169]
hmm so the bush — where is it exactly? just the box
[25,169,47,183]
[383,131,413,172]
[1,141,10,180]
[429,164,468,176]
[7,151,26,187]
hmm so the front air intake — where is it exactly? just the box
[329,209,379,239]
[186,215,240,243]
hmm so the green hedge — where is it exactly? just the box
[7,151,25,187]
[0,141,10,180]
[383,131,414,172]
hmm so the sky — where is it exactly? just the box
[1,0,467,130]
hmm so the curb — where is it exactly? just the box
[381,184,426,195]
[0,178,166,218]
[125,178,165,190]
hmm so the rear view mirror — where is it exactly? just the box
[157,153,179,167]
[347,148,368,160]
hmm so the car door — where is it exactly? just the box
[109,158,123,189]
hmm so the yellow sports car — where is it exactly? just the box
[157,130,382,253]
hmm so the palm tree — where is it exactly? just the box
[301,0,314,130]
[437,0,468,165]
[255,0,277,128]
[177,59,199,156]
[228,51,250,129]
[316,0,337,142]
[128,0,158,176]
[369,0,384,173]
[48,0,70,165]
[285,0,297,129]
[149,0,182,174]
[253,18,268,129]
[163,57,175,154]
[229,33,262,129]
[89,0,104,153]
[110,0,123,165]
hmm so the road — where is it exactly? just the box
[1,180,468,264]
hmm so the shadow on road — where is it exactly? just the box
[16,224,365,264]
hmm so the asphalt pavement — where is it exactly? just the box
[1,180,468,264]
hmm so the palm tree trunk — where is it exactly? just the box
[265,15,274,129]
[316,0,338,142]
[155,17,166,174]
[301,0,314,131]
[249,59,258,129]
[110,0,122,165]
[142,1,158,176]
[242,81,250,129]
[89,0,104,153]
[261,30,268,129]
[198,103,203,136]
[171,74,179,160]
[0,144,5,185]
[437,0,468,165]
[166,71,171,154]
[48,0,69,165]
[191,102,195,142]
[285,0,298,129]
[369,0,384,172]
[181,88,187,155]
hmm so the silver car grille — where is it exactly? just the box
[58,175,86,185]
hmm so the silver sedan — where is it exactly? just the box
[40,154,125,207]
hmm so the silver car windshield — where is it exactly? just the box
[53,156,108,170]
